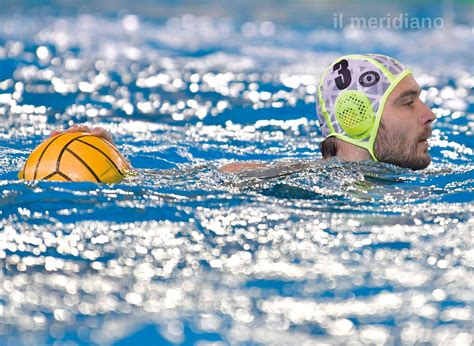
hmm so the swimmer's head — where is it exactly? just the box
[316,54,435,170]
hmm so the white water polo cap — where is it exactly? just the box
[316,54,412,161]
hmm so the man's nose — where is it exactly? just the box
[420,102,436,125]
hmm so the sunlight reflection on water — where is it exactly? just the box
[0,5,473,345]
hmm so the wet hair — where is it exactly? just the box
[319,136,340,159]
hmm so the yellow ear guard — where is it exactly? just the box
[334,90,374,140]
[316,54,412,162]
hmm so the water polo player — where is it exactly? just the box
[220,53,435,174]
[43,53,436,178]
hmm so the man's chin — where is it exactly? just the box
[410,153,432,170]
[375,142,432,170]
[389,151,432,170]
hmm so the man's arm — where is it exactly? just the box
[51,125,296,176]
[219,160,312,178]
[218,161,269,174]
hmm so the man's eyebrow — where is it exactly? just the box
[393,89,421,104]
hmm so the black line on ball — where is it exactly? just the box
[33,133,68,180]
[65,148,101,183]
[41,171,58,180]
[56,171,72,181]
[56,134,91,172]
[76,139,125,177]
[96,137,128,175]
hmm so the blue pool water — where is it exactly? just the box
[0,2,473,345]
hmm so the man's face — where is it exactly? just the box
[374,75,435,170]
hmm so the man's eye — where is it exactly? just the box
[404,100,414,107]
